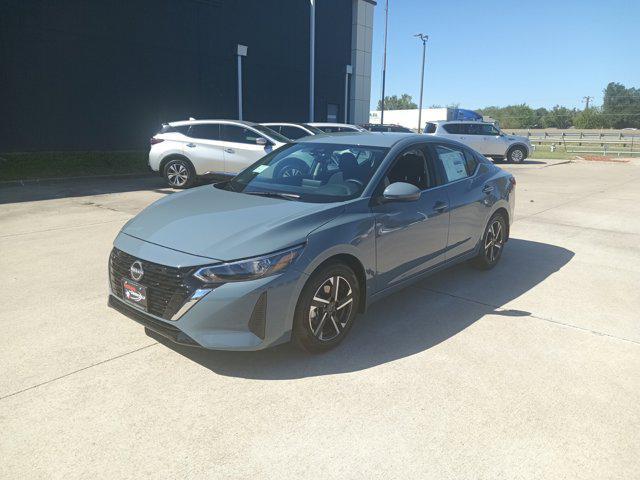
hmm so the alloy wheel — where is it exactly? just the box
[511,148,524,162]
[308,275,354,341]
[167,162,189,187]
[484,220,504,263]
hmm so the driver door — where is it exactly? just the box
[371,144,450,293]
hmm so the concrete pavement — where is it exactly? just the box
[1,160,639,479]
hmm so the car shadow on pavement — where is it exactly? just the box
[150,238,574,380]
[0,176,170,204]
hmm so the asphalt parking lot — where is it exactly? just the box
[1,158,639,479]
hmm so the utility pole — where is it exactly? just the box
[309,0,316,122]
[582,96,593,110]
[414,33,428,133]
[380,0,389,124]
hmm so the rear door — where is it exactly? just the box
[185,124,225,175]
[430,142,491,260]
[220,125,274,175]
[464,123,488,153]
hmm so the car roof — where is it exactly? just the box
[295,132,433,148]
[307,122,361,128]
[431,120,491,125]
[168,119,260,127]
[262,122,307,127]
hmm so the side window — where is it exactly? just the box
[464,150,478,175]
[189,124,221,140]
[434,144,470,182]
[466,123,482,135]
[383,146,436,191]
[280,125,307,140]
[425,123,437,133]
[442,123,460,134]
[480,124,500,136]
[220,125,262,144]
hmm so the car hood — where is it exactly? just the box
[121,185,344,261]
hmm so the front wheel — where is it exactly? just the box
[473,214,507,270]
[507,146,526,163]
[292,263,360,353]
[164,158,196,188]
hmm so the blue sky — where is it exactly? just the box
[370,0,639,110]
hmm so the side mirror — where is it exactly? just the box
[382,182,421,202]
[255,137,268,146]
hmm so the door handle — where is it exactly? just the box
[459,136,466,140]
[224,148,235,154]
[433,201,448,213]
[186,143,196,148]
[482,185,494,194]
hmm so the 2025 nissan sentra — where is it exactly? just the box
[108,133,515,353]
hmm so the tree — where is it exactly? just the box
[573,107,608,129]
[602,82,640,128]
[541,106,576,129]
[477,104,538,129]
[377,94,417,110]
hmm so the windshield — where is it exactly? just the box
[252,125,291,144]
[217,142,390,203]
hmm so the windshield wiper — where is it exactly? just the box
[245,191,301,200]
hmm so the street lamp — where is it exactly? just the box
[236,44,248,120]
[414,33,428,133]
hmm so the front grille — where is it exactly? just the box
[109,248,198,319]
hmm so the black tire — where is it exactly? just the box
[163,158,196,188]
[292,262,360,353]
[472,213,507,270]
[507,146,526,163]
[274,158,309,179]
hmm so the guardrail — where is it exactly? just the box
[502,129,640,157]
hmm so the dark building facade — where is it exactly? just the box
[0,0,374,151]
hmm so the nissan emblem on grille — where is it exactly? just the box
[130,260,144,281]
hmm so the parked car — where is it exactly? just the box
[149,119,289,188]
[425,121,532,163]
[361,123,414,133]
[109,133,515,353]
[261,122,324,140]
[307,122,367,133]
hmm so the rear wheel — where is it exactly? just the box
[507,146,526,163]
[163,158,196,188]
[293,262,360,353]
[473,213,507,270]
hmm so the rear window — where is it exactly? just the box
[442,124,463,134]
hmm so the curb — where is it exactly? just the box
[0,172,157,187]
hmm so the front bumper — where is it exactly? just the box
[108,234,308,351]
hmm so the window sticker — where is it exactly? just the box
[438,149,468,182]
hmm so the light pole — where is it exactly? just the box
[344,65,352,123]
[380,0,389,124]
[236,44,247,120]
[414,33,428,133]
[309,0,316,122]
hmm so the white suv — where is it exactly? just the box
[425,121,532,163]
[149,120,289,188]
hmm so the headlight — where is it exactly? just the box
[193,244,304,283]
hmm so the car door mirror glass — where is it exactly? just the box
[255,137,267,146]
[382,182,421,202]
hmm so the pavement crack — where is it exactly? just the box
[415,285,640,347]
[0,342,158,401]
[0,219,125,239]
